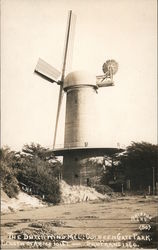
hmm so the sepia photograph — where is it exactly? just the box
[1,0,157,249]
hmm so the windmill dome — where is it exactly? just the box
[63,70,97,90]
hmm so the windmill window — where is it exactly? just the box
[75,157,78,161]
[85,142,88,147]
[74,174,79,178]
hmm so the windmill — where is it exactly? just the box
[34,10,121,185]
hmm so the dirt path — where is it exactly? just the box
[1,196,157,249]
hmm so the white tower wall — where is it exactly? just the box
[64,86,97,148]
[63,71,98,148]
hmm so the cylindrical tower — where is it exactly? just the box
[62,71,99,185]
[63,71,98,148]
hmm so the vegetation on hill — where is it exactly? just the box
[0,147,20,198]
[1,144,61,204]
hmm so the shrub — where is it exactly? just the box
[16,143,62,204]
[1,161,19,198]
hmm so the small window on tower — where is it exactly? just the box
[75,157,78,161]
[74,174,79,178]
[85,142,88,147]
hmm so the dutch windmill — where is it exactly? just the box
[34,10,120,185]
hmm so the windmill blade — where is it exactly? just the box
[35,58,61,83]
[53,11,76,148]
[53,85,64,149]
[61,10,76,81]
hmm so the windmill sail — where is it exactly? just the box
[61,10,76,80]
[53,10,76,149]
[34,11,76,149]
[53,85,64,149]
[35,58,61,83]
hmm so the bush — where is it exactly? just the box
[0,144,61,204]
[16,143,62,204]
[37,171,61,204]
[1,161,19,198]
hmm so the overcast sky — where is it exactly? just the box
[1,0,157,151]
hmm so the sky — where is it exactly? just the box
[1,0,157,151]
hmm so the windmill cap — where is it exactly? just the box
[63,70,97,90]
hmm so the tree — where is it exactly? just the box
[100,153,125,191]
[0,144,62,203]
[0,147,20,197]
[22,143,56,161]
[119,142,158,191]
[16,143,62,204]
